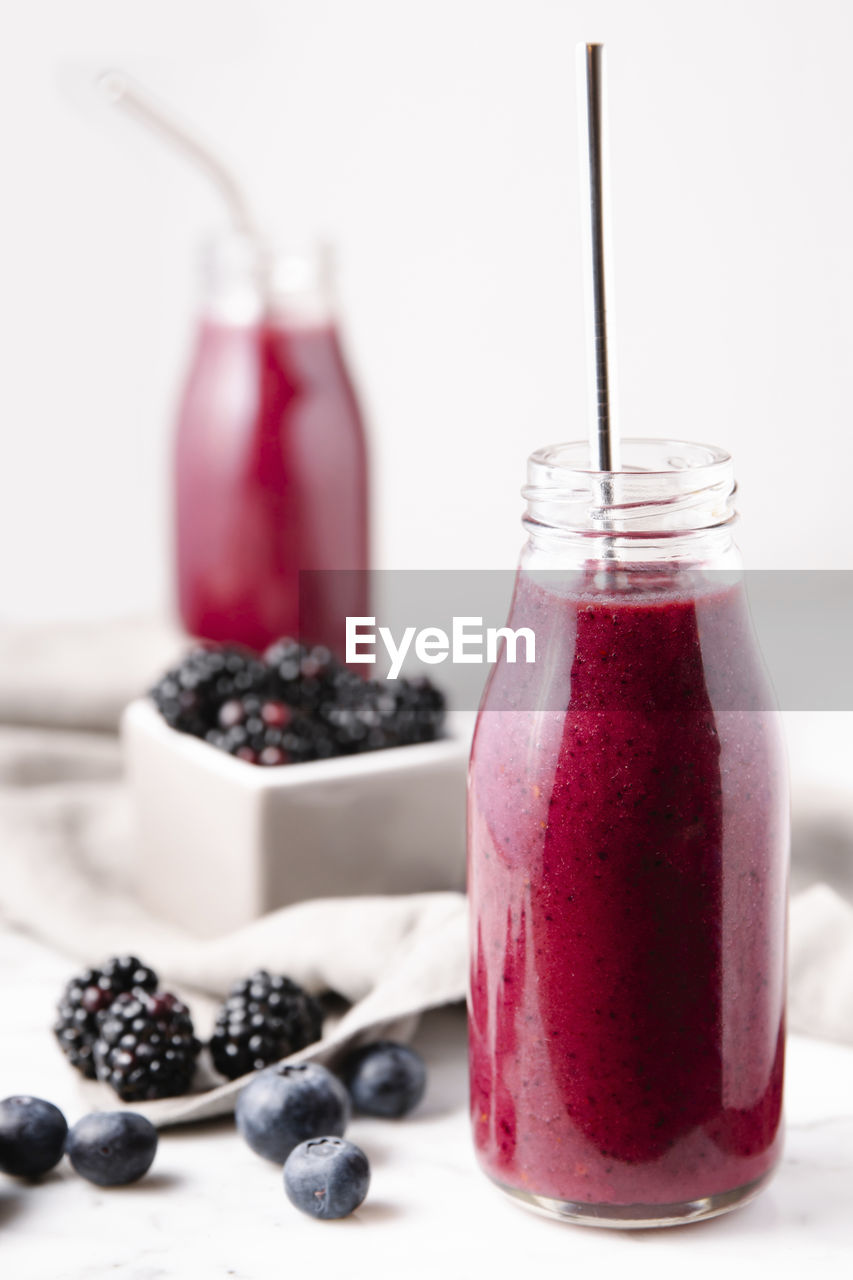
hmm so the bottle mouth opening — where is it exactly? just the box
[523,438,736,537]
[199,231,334,323]
[525,438,731,487]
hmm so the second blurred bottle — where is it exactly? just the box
[174,233,369,655]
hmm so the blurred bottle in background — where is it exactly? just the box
[174,233,369,655]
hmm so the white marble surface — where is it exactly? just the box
[1,927,852,1280]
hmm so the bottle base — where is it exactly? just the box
[489,1168,773,1229]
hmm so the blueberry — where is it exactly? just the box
[283,1137,370,1219]
[66,1111,158,1186]
[236,1062,350,1164]
[342,1041,427,1118]
[0,1096,68,1178]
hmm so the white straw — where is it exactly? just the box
[98,70,259,240]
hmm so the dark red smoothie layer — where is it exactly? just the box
[175,319,368,654]
[468,569,787,1207]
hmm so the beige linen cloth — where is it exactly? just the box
[0,618,851,1128]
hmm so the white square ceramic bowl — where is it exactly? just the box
[121,699,471,938]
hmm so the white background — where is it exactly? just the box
[1,0,852,623]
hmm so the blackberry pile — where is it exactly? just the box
[210,970,325,1080]
[94,990,201,1103]
[149,640,445,766]
[53,956,159,1079]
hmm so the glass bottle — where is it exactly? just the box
[174,233,369,655]
[468,439,788,1227]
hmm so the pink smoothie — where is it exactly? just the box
[468,568,787,1208]
[175,318,368,655]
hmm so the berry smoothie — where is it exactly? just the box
[175,317,368,655]
[468,567,787,1212]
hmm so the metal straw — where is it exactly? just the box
[577,43,620,474]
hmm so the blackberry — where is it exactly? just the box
[94,989,201,1102]
[210,971,324,1080]
[321,674,446,755]
[150,645,269,736]
[383,675,446,746]
[54,955,158,1079]
[264,640,345,713]
[205,694,336,766]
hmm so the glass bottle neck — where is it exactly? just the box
[199,232,335,326]
[522,438,740,571]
